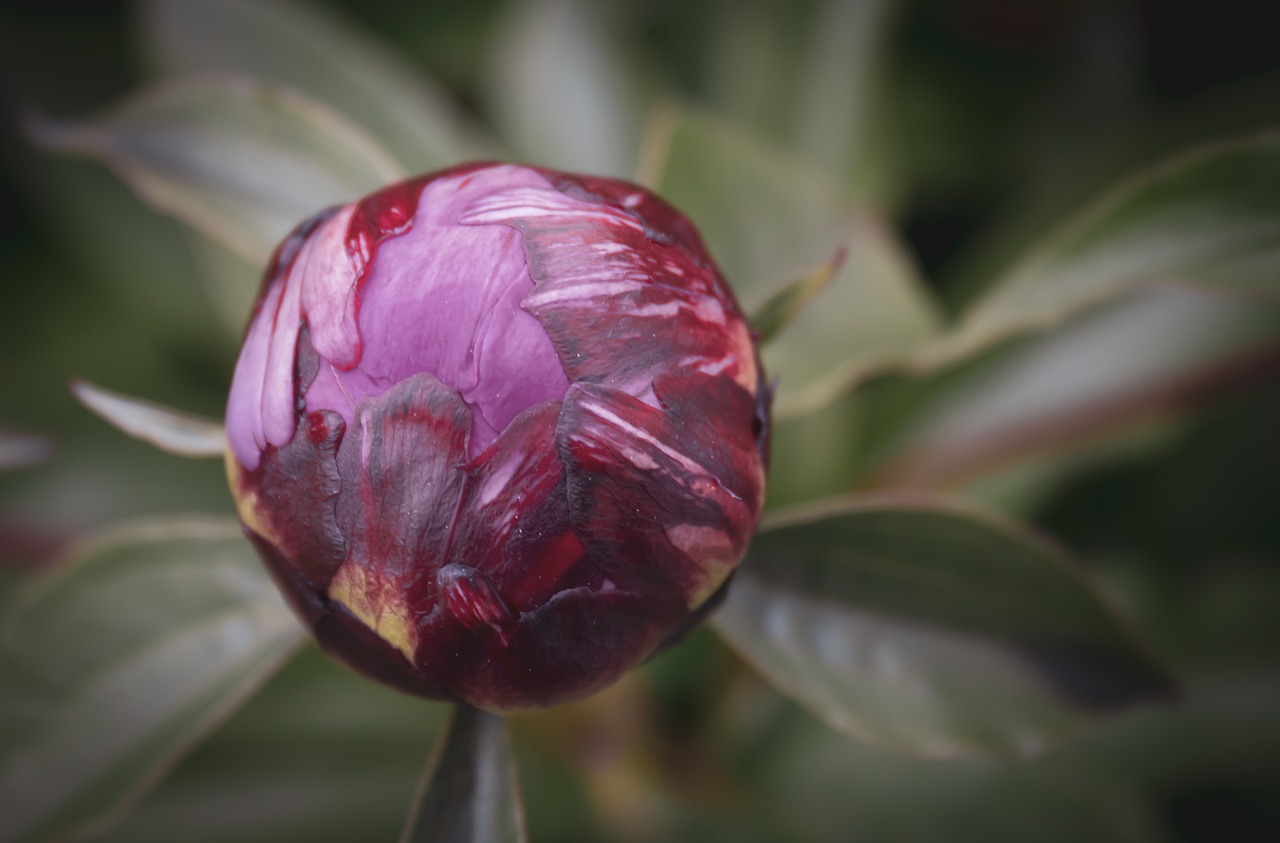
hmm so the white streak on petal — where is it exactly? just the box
[577,396,703,477]
[477,452,522,507]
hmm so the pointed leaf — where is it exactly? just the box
[400,706,526,843]
[31,75,405,264]
[95,647,449,843]
[139,0,492,174]
[645,107,940,413]
[712,496,1174,759]
[947,132,1280,359]
[71,379,226,458]
[769,215,942,416]
[642,105,846,301]
[484,0,642,178]
[750,250,844,345]
[864,286,1280,500]
[0,517,303,843]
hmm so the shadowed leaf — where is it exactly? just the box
[0,517,303,843]
[93,646,450,843]
[793,0,902,202]
[750,249,845,345]
[400,705,526,843]
[139,0,492,174]
[30,75,405,264]
[183,231,264,334]
[855,286,1280,505]
[484,0,644,179]
[713,496,1174,759]
[71,379,225,458]
[944,132,1280,361]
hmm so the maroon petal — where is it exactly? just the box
[247,531,452,701]
[651,370,767,515]
[438,402,585,612]
[326,372,471,661]
[557,382,760,607]
[458,184,758,401]
[545,171,712,264]
[415,583,682,711]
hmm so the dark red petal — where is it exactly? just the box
[235,407,346,591]
[542,170,714,275]
[245,529,453,701]
[415,584,682,711]
[436,563,518,645]
[557,382,760,603]
[651,370,766,515]
[458,185,757,397]
[437,402,585,613]
[327,372,471,656]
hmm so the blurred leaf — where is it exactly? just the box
[761,670,1280,843]
[0,431,53,470]
[17,158,226,352]
[183,231,263,335]
[94,646,448,843]
[30,75,405,264]
[484,0,643,178]
[766,389,868,510]
[702,0,902,205]
[770,215,942,416]
[702,0,804,150]
[644,106,940,413]
[401,706,526,843]
[71,379,225,459]
[0,517,302,843]
[946,132,1280,359]
[749,250,844,345]
[793,0,902,203]
[860,287,1280,505]
[641,105,844,300]
[138,0,491,174]
[712,496,1174,759]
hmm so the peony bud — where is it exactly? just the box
[225,163,768,711]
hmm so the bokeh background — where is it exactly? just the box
[2,1,1279,841]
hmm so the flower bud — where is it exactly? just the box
[225,163,768,710]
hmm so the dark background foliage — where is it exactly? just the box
[1,1,1278,841]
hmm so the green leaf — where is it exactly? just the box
[138,0,492,174]
[31,75,406,264]
[761,671,1280,843]
[183,230,263,335]
[483,0,643,178]
[71,380,226,459]
[712,496,1174,759]
[400,706,526,843]
[92,646,449,843]
[642,106,845,301]
[769,214,942,416]
[0,517,303,843]
[644,107,940,413]
[749,251,844,345]
[701,0,804,151]
[701,0,902,204]
[857,286,1280,506]
[946,132,1280,360]
[792,0,902,203]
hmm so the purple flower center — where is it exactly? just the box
[227,166,571,469]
